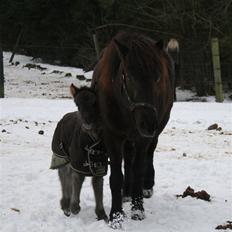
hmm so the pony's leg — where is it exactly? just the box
[58,165,72,216]
[92,176,108,221]
[70,171,85,215]
[143,138,158,198]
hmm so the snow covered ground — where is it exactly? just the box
[0,53,231,232]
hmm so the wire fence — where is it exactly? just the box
[2,38,232,96]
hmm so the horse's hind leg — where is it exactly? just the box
[58,165,72,216]
[92,176,107,221]
[70,171,85,215]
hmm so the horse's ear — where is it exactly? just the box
[156,39,164,50]
[113,39,129,60]
[70,83,78,98]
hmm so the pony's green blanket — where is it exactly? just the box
[50,111,108,176]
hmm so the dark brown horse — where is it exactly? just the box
[92,32,174,228]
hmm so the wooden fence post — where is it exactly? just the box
[0,42,4,98]
[93,33,100,59]
[211,38,224,102]
[9,27,24,63]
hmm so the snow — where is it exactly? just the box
[0,53,232,232]
[3,52,92,99]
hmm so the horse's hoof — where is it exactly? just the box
[143,188,153,198]
[131,197,145,220]
[70,203,81,215]
[108,212,124,229]
[122,196,131,203]
[63,209,71,217]
[131,209,145,221]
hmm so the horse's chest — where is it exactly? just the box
[101,96,133,133]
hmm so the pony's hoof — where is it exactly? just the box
[96,210,108,221]
[70,203,81,215]
[131,209,145,221]
[143,188,153,198]
[108,212,124,229]
[63,209,71,217]
[122,196,131,203]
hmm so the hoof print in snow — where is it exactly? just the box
[11,208,20,213]
[38,130,44,135]
[2,129,6,133]
[65,73,72,77]
[216,221,232,230]
[177,186,211,202]
[207,123,218,130]
[23,63,47,71]
[183,152,187,157]
[51,70,63,74]
[76,75,86,81]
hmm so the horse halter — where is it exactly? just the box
[121,66,158,138]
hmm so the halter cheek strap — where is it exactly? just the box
[120,66,158,138]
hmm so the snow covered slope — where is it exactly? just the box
[0,53,231,232]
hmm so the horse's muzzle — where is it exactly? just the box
[132,103,158,138]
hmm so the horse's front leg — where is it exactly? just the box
[106,137,124,228]
[109,158,124,228]
[131,147,147,221]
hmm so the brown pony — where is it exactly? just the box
[92,32,174,228]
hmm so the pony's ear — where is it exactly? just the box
[156,39,164,50]
[113,39,129,60]
[70,83,79,98]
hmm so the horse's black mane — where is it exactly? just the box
[106,31,163,81]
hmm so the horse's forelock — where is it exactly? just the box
[127,37,162,79]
